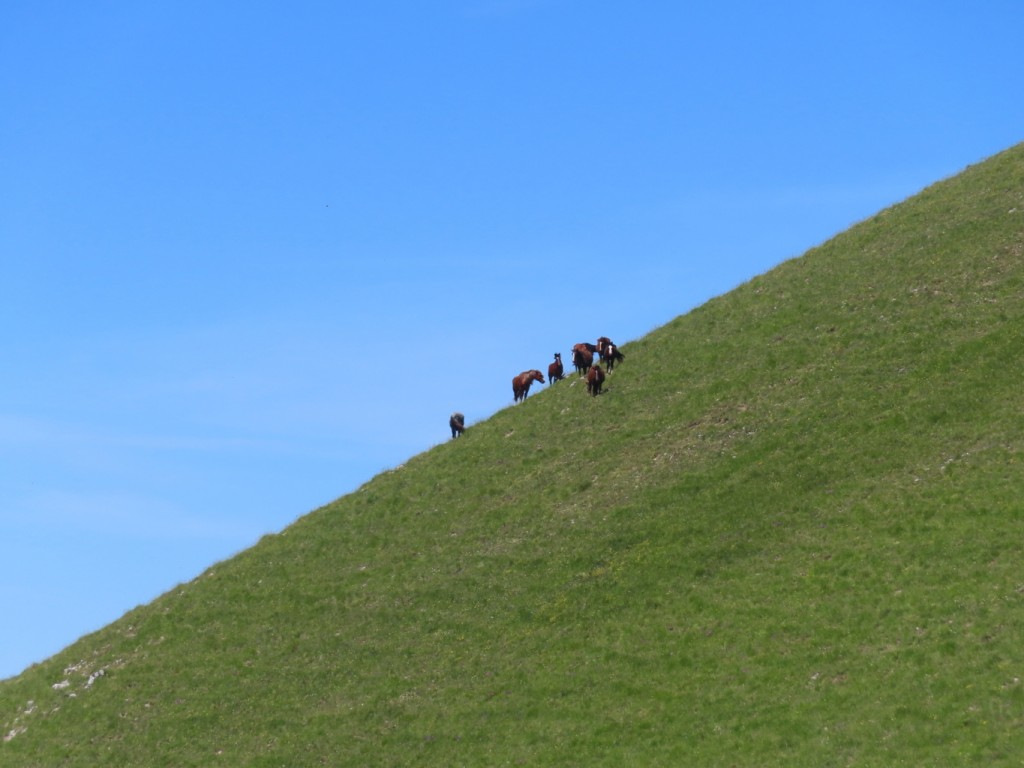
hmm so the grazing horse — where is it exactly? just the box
[586,364,606,396]
[449,412,465,438]
[572,346,594,377]
[512,370,545,402]
[548,353,564,384]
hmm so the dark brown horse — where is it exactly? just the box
[548,353,564,384]
[586,364,605,396]
[512,370,545,402]
[601,341,624,371]
[572,346,594,376]
[573,342,598,357]
[449,412,465,438]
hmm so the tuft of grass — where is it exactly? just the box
[3,143,1024,766]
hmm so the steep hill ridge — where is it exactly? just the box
[3,143,1024,766]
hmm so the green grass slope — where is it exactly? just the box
[3,144,1024,766]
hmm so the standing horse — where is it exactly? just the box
[449,412,466,438]
[548,353,564,384]
[586,364,606,396]
[574,342,598,357]
[601,342,625,371]
[572,346,594,377]
[512,370,545,402]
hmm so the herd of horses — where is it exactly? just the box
[450,336,625,438]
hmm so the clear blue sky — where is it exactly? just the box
[2,1,1021,680]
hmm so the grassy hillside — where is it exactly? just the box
[3,143,1024,766]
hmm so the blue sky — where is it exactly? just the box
[2,1,1021,680]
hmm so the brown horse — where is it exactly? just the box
[601,341,625,371]
[572,346,594,376]
[586,364,605,396]
[449,412,465,438]
[512,370,545,402]
[574,342,598,357]
[548,352,564,384]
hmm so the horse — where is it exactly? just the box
[601,342,625,371]
[586,364,606,396]
[512,370,545,402]
[573,342,598,357]
[548,353,564,384]
[572,346,594,376]
[449,412,465,438]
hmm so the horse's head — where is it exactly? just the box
[533,370,546,383]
